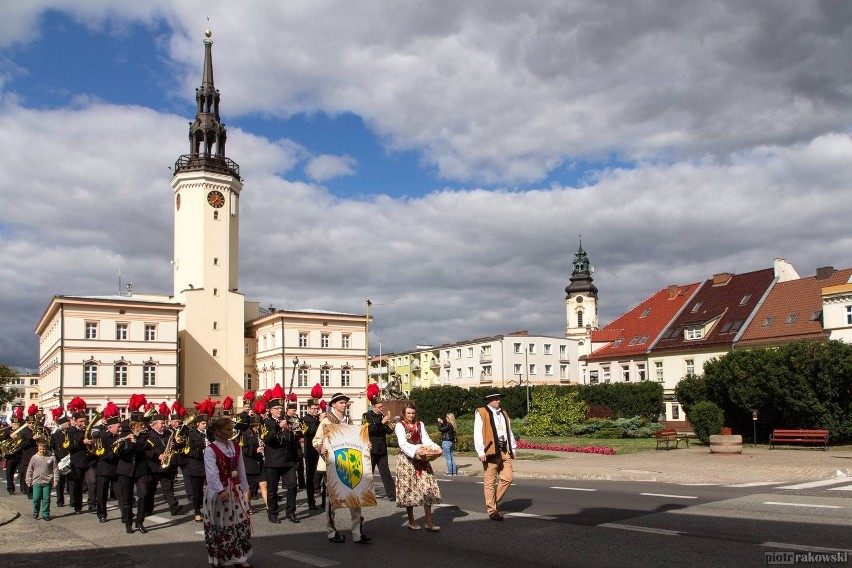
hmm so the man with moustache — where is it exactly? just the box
[141,413,182,516]
[261,391,302,524]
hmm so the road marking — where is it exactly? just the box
[724,481,781,487]
[194,530,205,535]
[432,503,455,509]
[639,493,698,499]
[761,542,852,554]
[146,515,171,524]
[776,478,850,490]
[549,486,597,491]
[504,512,557,520]
[828,484,852,491]
[763,501,842,509]
[275,550,339,567]
[679,483,718,486]
[600,523,681,536]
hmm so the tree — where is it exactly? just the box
[524,386,587,436]
[0,363,20,407]
[674,374,708,415]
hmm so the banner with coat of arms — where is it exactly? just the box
[322,423,377,509]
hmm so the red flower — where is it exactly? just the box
[516,440,616,455]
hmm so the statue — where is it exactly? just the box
[382,374,405,401]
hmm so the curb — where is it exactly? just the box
[0,503,20,527]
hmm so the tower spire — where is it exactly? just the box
[173,29,239,178]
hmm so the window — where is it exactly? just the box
[655,361,663,381]
[210,383,220,396]
[143,364,156,387]
[320,368,330,387]
[685,328,703,340]
[299,333,308,348]
[720,321,733,333]
[29,392,38,400]
[560,345,567,359]
[740,294,752,305]
[341,368,350,387]
[544,344,553,355]
[640,307,651,318]
[637,363,646,381]
[785,313,799,325]
[213,321,218,330]
[621,365,630,382]
[212,349,218,357]
[213,211,219,220]
[846,306,851,325]
[528,343,536,354]
[29,378,38,386]
[85,322,98,339]
[213,288,218,296]
[671,404,680,420]
[114,364,128,387]
[613,338,623,347]
[482,365,492,376]
[144,324,156,341]
[809,310,822,322]
[213,257,219,265]
[729,320,743,333]
[467,347,474,358]
[577,310,584,328]
[342,334,351,348]
[545,364,553,376]
[629,336,640,345]
[116,323,128,340]
[83,363,97,386]
[603,367,610,383]
[298,368,308,387]
[456,368,462,379]
[560,364,568,379]
[513,363,522,375]
[456,349,462,359]
[513,343,521,354]
[761,317,774,327]
[244,343,249,356]
[321,333,330,348]
[691,302,703,313]
[467,367,473,378]
[685,359,695,375]
[244,373,253,390]
[529,364,537,375]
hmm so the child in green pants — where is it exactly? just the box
[26,438,58,521]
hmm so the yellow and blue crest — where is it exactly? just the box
[334,447,363,489]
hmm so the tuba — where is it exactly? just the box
[85,412,104,456]
[0,422,30,456]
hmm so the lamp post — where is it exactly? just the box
[525,348,530,413]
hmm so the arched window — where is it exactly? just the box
[577,309,584,328]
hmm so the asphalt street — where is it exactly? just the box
[1,473,850,568]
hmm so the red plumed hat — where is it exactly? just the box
[288,392,297,403]
[193,398,219,418]
[366,382,381,403]
[262,389,273,403]
[144,401,155,412]
[310,383,323,399]
[243,390,255,402]
[103,402,121,419]
[51,407,65,420]
[158,402,170,416]
[253,400,267,415]
[319,399,327,412]
[127,394,143,412]
[27,404,39,416]
[67,397,87,413]
[13,406,24,421]
[223,396,234,411]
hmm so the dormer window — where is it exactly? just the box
[685,328,703,340]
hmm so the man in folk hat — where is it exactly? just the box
[261,390,303,524]
[474,392,517,521]
[362,392,396,501]
[141,412,182,517]
[314,392,373,544]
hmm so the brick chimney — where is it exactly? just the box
[667,285,680,299]
[712,273,733,286]
[815,266,835,280]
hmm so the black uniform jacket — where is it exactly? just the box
[116,433,149,478]
[261,417,302,468]
[68,425,96,469]
[183,428,207,477]
[364,410,393,455]
[94,430,121,476]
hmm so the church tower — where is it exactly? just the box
[171,30,245,405]
[565,240,598,341]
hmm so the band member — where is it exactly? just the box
[49,414,72,506]
[184,414,209,522]
[114,420,150,533]
[3,411,25,495]
[68,410,97,513]
[93,410,122,522]
[474,392,517,521]
[314,392,372,544]
[262,388,303,524]
[286,402,306,490]
[19,409,38,499]
[302,398,323,510]
[168,408,191,501]
[142,412,182,516]
[363,395,396,501]
[240,415,266,513]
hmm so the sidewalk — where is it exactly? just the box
[437,446,852,484]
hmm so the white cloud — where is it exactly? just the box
[305,154,358,182]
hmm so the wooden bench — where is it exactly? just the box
[655,429,690,450]
[769,429,829,450]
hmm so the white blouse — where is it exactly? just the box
[203,440,249,498]
[394,421,441,459]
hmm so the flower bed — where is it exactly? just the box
[516,440,617,455]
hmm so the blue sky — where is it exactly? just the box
[1,2,852,368]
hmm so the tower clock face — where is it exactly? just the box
[207,190,225,208]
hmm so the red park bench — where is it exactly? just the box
[769,429,829,450]
[654,429,690,450]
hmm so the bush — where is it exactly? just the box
[571,416,662,439]
[524,387,587,436]
[689,401,724,444]
[586,404,614,420]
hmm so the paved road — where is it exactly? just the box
[2,473,850,568]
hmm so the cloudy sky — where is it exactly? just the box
[2,2,852,370]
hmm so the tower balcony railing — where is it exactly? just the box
[174,154,240,178]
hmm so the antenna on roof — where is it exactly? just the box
[118,268,122,296]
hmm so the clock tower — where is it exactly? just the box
[565,241,598,342]
[171,30,245,405]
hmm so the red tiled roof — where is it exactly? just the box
[737,267,852,347]
[650,268,776,354]
[587,283,700,361]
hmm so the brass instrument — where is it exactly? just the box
[176,413,197,454]
[112,433,135,452]
[0,422,30,456]
[85,412,104,456]
[161,429,176,468]
[32,412,49,440]
[62,430,70,449]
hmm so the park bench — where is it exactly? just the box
[654,429,690,450]
[769,429,829,450]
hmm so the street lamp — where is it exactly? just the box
[525,348,530,413]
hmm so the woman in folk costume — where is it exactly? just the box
[203,416,252,568]
[393,402,443,531]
